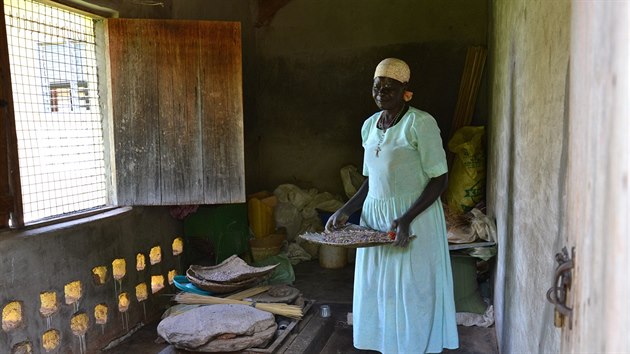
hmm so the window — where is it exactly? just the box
[49,82,71,112]
[3,0,107,224]
[39,41,92,112]
[0,4,245,229]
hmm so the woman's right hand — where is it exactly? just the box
[325,209,350,232]
[325,179,369,233]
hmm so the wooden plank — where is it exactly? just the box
[447,46,487,169]
[563,1,629,352]
[448,241,495,251]
[155,21,204,204]
[108,19,244,206]
[247,300,315,353]
[108,19,162,205]
[0,4,23,227]
[199,21,245,203]
[0,195,14,210]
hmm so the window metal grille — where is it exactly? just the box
[4,0,107,223]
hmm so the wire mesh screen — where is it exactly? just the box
[4,0,107,223]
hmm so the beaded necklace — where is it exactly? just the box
[375,105,406,157]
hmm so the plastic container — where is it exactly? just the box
[183,204,249,266]
[319,244,347,269]
[247,191,278,239]
[450,254,487,314]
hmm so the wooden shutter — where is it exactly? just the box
[107,19,245,205]
[0,4,23,228]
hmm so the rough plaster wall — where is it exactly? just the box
[487,0,569,352]
[252,0,488,196]
[0,207,182,353]
[0,3,184,353]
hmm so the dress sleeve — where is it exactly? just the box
[411,113,448,178]
[361,118,372,177]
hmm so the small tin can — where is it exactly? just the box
[320,305,331,318]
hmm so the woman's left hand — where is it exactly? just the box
[390,217,412,248]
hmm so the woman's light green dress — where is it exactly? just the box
[354,107,459,353]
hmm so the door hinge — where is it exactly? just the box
[546,246,574,329]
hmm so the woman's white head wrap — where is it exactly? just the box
[374,58,410,83]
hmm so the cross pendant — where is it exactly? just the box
[375,146,381,157]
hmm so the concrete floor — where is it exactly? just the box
[105,259,498,353]
[290,260,499,354]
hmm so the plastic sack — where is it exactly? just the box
[296,236,320,259]
[286,242,312,265]
[340,165,366,199]
[445,126,486,214]
[274,202,303,241]
[273,184,315,210]
[466,245,497,261]
[456,305,495,327]
[448,225,477,244]
[447,207,497,244]
[301,192,343,220]
[470,208,497,243]
[273,184,344,239]
[252,254,295,285]
[302,193,344,232]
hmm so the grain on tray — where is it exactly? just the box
[321,229,391,244]
[298,224,417,248]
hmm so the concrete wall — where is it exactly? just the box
[174,0,488,198]
[0,207,182,353]
[249,0,488,196]
[0,3,184,354]
[487,0,570,352]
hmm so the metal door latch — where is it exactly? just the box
[546,246,574,328]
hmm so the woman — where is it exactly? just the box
[325,58,459,353]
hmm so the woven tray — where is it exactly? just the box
[298,225,413,248]
[186,269,265,294]
[187,255,279,283]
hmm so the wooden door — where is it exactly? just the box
[107,19,245,205]
[561,1,629,351]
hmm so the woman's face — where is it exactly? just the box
[372,77,406,111]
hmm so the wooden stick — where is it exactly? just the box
[451,48,487,133]
[447,46,487,170]
[225,285,272,300]
[174,292,303,319]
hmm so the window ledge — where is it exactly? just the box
[0,206,133,239]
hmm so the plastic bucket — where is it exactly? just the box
[319,244,347,269]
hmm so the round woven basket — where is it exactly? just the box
[249,233,285,262]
